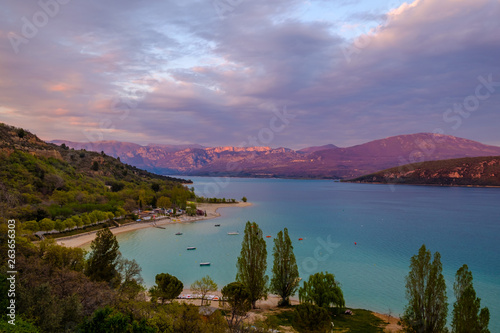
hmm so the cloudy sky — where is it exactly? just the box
[1,0,499,149]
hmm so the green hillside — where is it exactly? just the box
[348,156,500,186]
[0,123,193,227]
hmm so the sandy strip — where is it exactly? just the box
[373,312,402,332]
[56,202,252,248]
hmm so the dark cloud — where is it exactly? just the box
[0,0,498,148]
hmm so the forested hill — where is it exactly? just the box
[0,122,193,223]
[348,156,500,186]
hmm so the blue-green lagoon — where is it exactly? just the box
[113,177,500,331]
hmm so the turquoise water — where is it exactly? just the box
[115,177,500,331]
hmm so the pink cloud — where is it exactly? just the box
[48,83,75,92]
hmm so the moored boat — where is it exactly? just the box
[187,247,196,250]
[227,231,239,235]
[200,262,211,266]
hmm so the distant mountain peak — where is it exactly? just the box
[298,144,339,153]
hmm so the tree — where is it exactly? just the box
[241,196,247,202]
[236,221,268,308]
[88,212,98,224]
[91,161,99,171]
[270,228,300,306]
[452,264,490,333]
[149,273,183,304]
[39,218,55,232]
[81,214,91,226]
[115,208,126,218]
[157,196,172,209]
[221,282,251,330]
[400,244,448,333]
[186,203,197,216]
[86,228,120,287]
[191,275,217,306]
[151,183,160,192]
[80,306,155,333]
[40,240,86,271]
[54,219,66,232]
[22,220,39,233]
[17,128,26,138]
[64,218,76,229]
[72,215,83,228]
[293,303,331,333]
[116,258,144,300]
[172,304,204,333]
[299,272,344,309]
[123,198,137,212]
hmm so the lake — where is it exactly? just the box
[115,177,500,331]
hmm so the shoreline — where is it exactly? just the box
[186,175,500,188]
[344,180,500,188]
[175,290,400,331]
[56,201,252,248]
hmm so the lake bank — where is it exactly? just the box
[56,201,252,248]
[176,289,401,332]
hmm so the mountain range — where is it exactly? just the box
[51,133,500,179]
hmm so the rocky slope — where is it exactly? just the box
[348,156,500,186]
[52,133,500,179]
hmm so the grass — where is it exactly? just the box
[329,309,386,332]
[264,307,388,333]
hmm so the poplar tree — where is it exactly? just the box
[270,228,300,306]
[401,244,448,333]
[236,221,268,309]
[452,264,490,333]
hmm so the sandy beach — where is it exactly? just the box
[56,202,252,248]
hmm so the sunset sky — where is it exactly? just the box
[1,0,499,149]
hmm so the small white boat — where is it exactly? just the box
[187,247,196,250]
[200,262,211,266]
[227,232,239,235]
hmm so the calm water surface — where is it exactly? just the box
[113,177,500,331]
